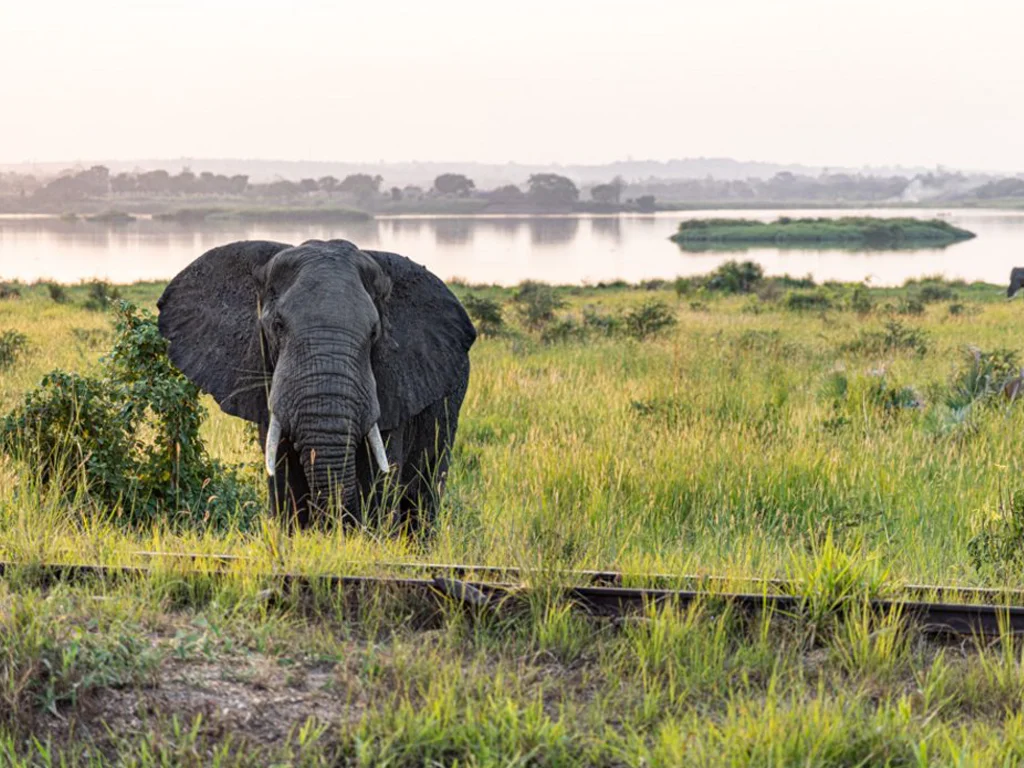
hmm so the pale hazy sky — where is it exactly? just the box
[2,0,1022,169]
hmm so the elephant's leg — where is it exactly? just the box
[397,388,466,536]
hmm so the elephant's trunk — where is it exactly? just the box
[301,440,360,522]
[271,344,383,525]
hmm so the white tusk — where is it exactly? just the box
[265,414,282,476]
[368,423,390,474]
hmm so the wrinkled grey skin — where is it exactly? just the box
[1008,267,1024,298]
[157,239,476,532]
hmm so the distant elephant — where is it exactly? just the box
[1008,267,1024,298]
[157,239,476,532]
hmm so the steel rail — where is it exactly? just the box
[3,558,1024,636]
[130,551,1024,605]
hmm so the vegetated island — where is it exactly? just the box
[670,217,977,250]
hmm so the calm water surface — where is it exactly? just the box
[1,209,1023,286]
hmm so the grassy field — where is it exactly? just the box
[4,272,1024,762]
[671,217,976,249]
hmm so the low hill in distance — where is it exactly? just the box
[671,217,977,250]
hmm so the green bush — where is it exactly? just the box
[461,294,505,336]
[841,320,929,357]
[45,282,68,304]
[705,260,764,294]
[83,280,121,312]
[0,282,22,300]
[848,285,874,315]
[582,307,622,336]
[513,281,566,328]
[884,296,925,316]
[673,276,699,297]
[622,300,677,340]
[968,489,1024,576]
[0,330,30,371]
[783,291,832,312]
[867,376,921,412]
[540,317,588,344]
[945,346,1020,410]
[0,303,260,530]
[916,283,957,303]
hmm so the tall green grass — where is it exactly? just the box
[2,278,1024,586]
[6,272,1024,760]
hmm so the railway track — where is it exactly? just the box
[131,550,1024,603]
[3,554,1024,636]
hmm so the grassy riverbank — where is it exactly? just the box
[3,271,1024,761]
[672,216,976,249]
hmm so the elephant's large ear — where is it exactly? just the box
[157,240,291,423]
[362,249,477,430]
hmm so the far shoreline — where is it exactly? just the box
[0,201,1022,224]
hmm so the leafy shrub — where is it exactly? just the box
[540,317,588,344]
[771,273,816,289]
[945,346,1020,411]
[0,303,260,530]
[83,280,121,312]
[582,307,622,336]
[947,302,980,317]
[867,375,921,411]
[622,300,677,340]
[45,282,68,304]
[968,490,1024,576]
[848,285,874,315]
[783,291,832,312]
[0,330,30,371]
[705,260,764,294]
[513,281,565,328]
[884,296,925,316]
[842,320,929,357]
[461,294,504,336]
[916,283,956,303]
[673,276,700,297]
[0,282,22,300]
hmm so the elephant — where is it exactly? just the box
[157,238,476,533]
[1008,267,1024,298]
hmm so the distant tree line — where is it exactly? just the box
[5,164,1024,209]
[13,165,613,210]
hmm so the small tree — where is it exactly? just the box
[339,173,384,204]
[433,173,475,197]
[489,184,525,203]
[318,176,339,197]
[526,174,579,206]
[591,176,626,204]
[636,195,657,212]
[513,281,566,328]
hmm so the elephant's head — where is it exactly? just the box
[157,239,476,519]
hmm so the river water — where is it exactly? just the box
[1,208,1022,287]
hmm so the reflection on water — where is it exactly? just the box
[1,209,1023,287]
[591,216,622,243]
